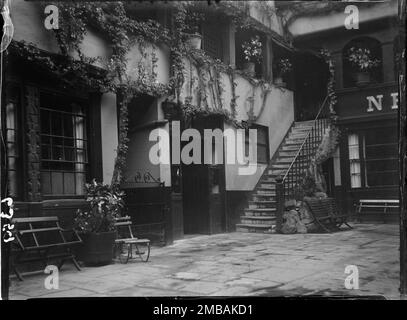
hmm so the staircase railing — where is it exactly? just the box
[275,96,331,232]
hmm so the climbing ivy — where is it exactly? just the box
[17,1,288,185]
[319,48,338,115]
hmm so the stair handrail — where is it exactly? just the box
[281,95,330,183]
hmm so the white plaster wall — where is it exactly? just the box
[179,59,294,191]
[12,0,59,52]
[288,1,398,37]
[125,41,170,86]
[100,92,118,184]
[248,1,284,36]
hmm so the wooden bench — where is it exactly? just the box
[11,216,82,281]
[355,199,399,222]
[304,197,352,233]
[114,216,151,264]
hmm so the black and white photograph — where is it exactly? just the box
[0,0,406,305]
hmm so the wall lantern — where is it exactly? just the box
[162,100,179,121]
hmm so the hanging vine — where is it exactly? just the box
[17,1,284,185]
[319,48,338,115]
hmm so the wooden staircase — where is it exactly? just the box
[236,119,328,233]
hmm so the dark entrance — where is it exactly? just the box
[294,51,330,121]
[181,116,225,235]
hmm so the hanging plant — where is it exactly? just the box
[315,125,341,165]
[274,57,293,76]
[242,35,263,64]
[346,47,380,71]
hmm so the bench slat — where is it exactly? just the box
[358,199,399,204]
[19,227,61,234]
[13,217,59,223]
[23,240,82,251]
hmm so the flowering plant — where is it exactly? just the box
[346,47,380,71]
[242,36,263,64]
[275,58,292,76]
[74,179,125,234]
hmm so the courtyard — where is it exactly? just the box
[9,223,400,299]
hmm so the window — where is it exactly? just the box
[342,37,383,88]
[5,85,22,199]
[364,127,398,187]
[347,127,398,189]
[202,22,224,62]
[348,134,361,188]
[245,125,269,164]
[40,93,88,196]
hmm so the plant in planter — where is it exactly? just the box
[184,11,205,50]
[274,58,292,86]
[74,179,125,265]
[242,35,262,77]
[346,47,380,85]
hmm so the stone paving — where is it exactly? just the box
[9,223,401,299]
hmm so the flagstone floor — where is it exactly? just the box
[8,223,401,299]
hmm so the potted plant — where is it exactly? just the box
[184,11,205,50]
[346,47,380,85]
[242,35,263,77]
[274,58,292,87]
[74,179,125,265]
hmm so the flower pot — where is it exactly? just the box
[243,62,256,77]
[185,33,202,50]
[353,71,371,86]
[77,231,116,266]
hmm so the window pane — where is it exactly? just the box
[348,134,361,188]
[367,172,398,187]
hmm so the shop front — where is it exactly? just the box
[334,82,399,221]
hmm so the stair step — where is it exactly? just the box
[245,207,276,212]
[236,224,275,233]
[271,164,290,169]
[284,140,304,146]
[258,183,276,189]
[278,151,298,157]
[240,216,276,225]
[255,188,276,194]
[252,194,276,200]
[275,158,295,164]
[249,200,276,205]
[282,145,302,151]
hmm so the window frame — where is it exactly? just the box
[39,93,90,198]
[347,127,398,189]
[245,124,269,165]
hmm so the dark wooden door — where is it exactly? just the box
[182,164,209,234]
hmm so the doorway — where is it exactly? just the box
[294,51,330,121]
[180,116,225,235]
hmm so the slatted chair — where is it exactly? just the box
[11,216,82,281]
[114,216,151,264]
[355,199,399,222]
[304,197,352,233]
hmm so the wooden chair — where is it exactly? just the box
[11,216,82,281]
[304,197,352,233]
[114,216,151,264]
